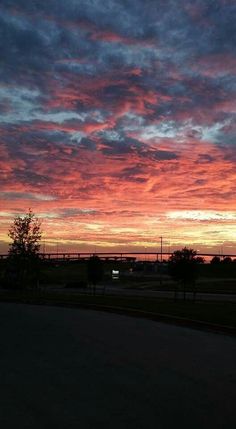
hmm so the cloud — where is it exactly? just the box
[0,0,236,252]
[167,210,236,222]
[0,191,56,201]
[56,208,98,218]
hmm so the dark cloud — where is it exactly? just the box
[78,138,97,151]
[100,136,178,161]
[0,191,55,201]
[1,0,234,128]
[197,154,215,164]
[58,208,98,217]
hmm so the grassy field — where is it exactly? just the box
[1,258,236,293]
[1,259,236,331]
[121,277,236,294]
[0,288,235,330]
[37,261,236,293]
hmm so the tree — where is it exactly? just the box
[87,256,104,294]
[222,256,232,264]
[7,210,42,287]
[8,209,41,258]
[210,256,221,264]
[168,247,204,301]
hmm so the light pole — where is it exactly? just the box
[160,236,163,286]
[160,236,163,262]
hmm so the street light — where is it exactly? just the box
[160,236,163,263]
[160,236,163,286]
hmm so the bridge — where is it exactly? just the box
[1,251,236,262]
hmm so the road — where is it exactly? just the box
[0,303,235,428]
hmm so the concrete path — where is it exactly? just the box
[0,303,235,429]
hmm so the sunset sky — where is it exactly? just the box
[0,0,236,254]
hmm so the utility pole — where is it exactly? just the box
[160,236,163,286]
[160,236,163,262]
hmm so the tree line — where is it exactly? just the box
[2,210,236,295]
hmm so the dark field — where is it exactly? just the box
[38,260,236,294]
[1,260,236,330]
[0,288,236,330]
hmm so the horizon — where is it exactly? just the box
[0,1,236,254]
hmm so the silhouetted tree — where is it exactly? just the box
[210,256,221,264]
[195,256,205,264]
[87,255,104,294]
[168,247,204,301]
[7,210,42,288]
[222,256,232,264]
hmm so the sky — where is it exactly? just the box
[0,0,236,255]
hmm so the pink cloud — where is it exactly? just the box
[191,54,236,77]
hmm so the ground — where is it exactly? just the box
[0,303,236,428]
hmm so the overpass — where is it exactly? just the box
[1,251,236,262]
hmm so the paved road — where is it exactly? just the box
[0,303,235,429]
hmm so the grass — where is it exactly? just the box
[1,260,236,331]
[121,278,236,294]
[37,262,236,294]
[0,287,236,330]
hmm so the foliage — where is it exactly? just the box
[210,256,221,264]
[6,210,42,288]
[168,247,204,300]
[87,256,104,293]
[8,209,41,258]
[210,256,233,264]
[222,256,232,264]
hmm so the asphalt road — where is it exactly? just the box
[0,303,235,429]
